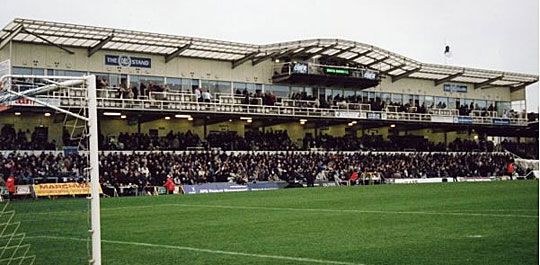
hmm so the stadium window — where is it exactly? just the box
[375,92,381,103]
[233,82,247,94]
[304,87,313,97]
[291,86,304,97]
[344,89,355,99]
[391,93,402,105]
[402,94,412,106]
[424,96,434,108]
[201,80,217,94]
[511,100,525,112]
[464,99,475,111]
[435,97,448,109]
[448,98,457,109]
[12,67,44,75]
[191,79,199,90]
[497,101,511,116]
[476,100,487,110]
[217,81,232,95]
[361,91,369,103]
[382,93,391,104]
[46,69,54,76]
[166,78,182,91]
[333,88,344,99]
[416,95,424,107]
[180,79,191,92]
[265,85,289,98]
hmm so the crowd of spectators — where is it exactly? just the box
[100,131,201,150]
[303,134,496,152]
[502,140,539,159]
[0,124,526,155]
[0,125,56,150]
[206,131,298,151]
[0,151,527,188]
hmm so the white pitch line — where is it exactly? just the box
[164,204,540,219]
[27,235,365,265]
[14,203,539,219]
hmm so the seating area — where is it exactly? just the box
[0,151,524,187]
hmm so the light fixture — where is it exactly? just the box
[120,115,127,119]
[175,114,191,119]
[246,119,252,123]
[44,112,51,117]
[348,123,353,126]
[300,119,308,123]
[350,121,357,125]
[103,112,121,116]
[275,59,280,63]
[390,124,396,128]
[240,117,252,120]
[164,116,171,120]
[473,135,479,140]
[187,117,193,121]
[14,112,21,116]
[228,119,233,122]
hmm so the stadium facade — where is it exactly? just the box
[0,18,537,146]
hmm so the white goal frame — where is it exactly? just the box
[0,74,101,265]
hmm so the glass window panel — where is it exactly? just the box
[266,85,289,98]
[166,78,182,91]
[403,94,412,106]
[424,96,434,108]
[391,93,402,105]
[12,67,32,75]
[382,93,391,103]
[435,96,448,108]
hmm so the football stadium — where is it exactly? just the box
[0,13,537,265]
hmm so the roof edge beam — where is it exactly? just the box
[333,45,356,57]
[380,64,405,75]
[252,51,281,66]
[164,43,191,63]
[365,56,390,67]
[391,67,421,82]
[475,75,504,89]
[87,34,114,57]
[21,28,74,55]
[0,24,24,50]
[434,71,464,86]
[306,44,339,59]
[347,49,372,62]
[232,51,258,69]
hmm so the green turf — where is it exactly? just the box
[8,181,540,265]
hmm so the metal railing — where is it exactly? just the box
[6,86,529,126]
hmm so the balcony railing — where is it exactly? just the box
[6,87,529,126]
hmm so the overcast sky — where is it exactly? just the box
[3,0,539,111]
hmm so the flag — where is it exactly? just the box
[444,45,452,58]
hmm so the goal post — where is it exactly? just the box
[0,74,102,265]
[86,75,102,265]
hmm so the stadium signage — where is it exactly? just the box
[367,112,381,120]
[492,118,510,125]
[431,115,454,123]
[335,111,360,118]
[454,116,473,124]
[105,55,152,68]
[443,84,467,93]
[182,182,286,194]
[292,63,308,74]
[33,182,103,197]
[362,70,377,80]
[324,67,350,75]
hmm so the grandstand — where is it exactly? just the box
[0,18,537,265]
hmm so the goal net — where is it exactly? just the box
[0,74,101,265]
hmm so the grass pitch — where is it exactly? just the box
[9,181,539,265]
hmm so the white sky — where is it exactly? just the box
[4,0,539,111]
